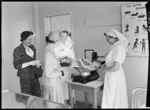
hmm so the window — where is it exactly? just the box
[44,12,73,37]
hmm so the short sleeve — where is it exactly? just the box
[113,46,126,64]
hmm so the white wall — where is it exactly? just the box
[36,2,149,108]
[2,2,34,92]
[2,2,148,108]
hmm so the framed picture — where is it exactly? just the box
[121,2,149,57]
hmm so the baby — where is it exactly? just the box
[72,58,102,76]
[79,58,101,71]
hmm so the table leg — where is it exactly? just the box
[68,84,73,108]
[73,90,76,105]
[84,92,89,108]
[92,89,97,108]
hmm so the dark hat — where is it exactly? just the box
[20,31,33,42]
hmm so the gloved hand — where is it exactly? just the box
[22,60,41,68]
[30,60,41,66]
[36,62,41,68]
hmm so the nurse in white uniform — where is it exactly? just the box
[101,29,128,108]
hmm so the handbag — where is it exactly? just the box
[60,62,71,67]
[72,70,100,84]
[34,66,43,78]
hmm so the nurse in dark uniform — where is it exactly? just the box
[13,31,43,97]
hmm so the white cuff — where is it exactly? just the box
[22,62,30,68]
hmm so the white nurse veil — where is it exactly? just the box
[105,29,129,52]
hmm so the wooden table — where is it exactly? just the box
[65,78,104,108]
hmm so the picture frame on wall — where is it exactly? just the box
[121,2,149,57]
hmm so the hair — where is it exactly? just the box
[69,32,71,37]
[61,30,70,36]
[114,37,119,41]
[104,33,119,41]
[45,36,49,43]
[45,36,55,44]
[104,33,107,36]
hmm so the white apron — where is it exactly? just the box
[101,45,128,108]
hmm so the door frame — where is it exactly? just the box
[44,11,74,40]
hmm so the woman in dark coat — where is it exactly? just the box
[13,31,43,97]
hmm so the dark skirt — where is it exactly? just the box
[20,76,41,97]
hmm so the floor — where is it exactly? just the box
[66,100,101,109]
